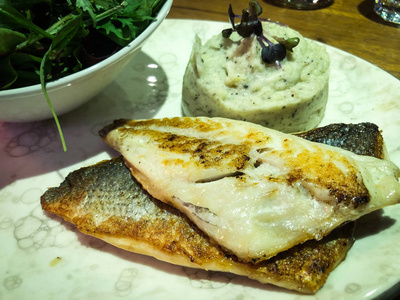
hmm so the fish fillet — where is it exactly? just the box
[41,156,354,294]
[41,122,385,294]
[99,117,400,262]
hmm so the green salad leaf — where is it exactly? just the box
[0,0,167,151]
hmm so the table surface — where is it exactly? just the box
[168,0,400,80]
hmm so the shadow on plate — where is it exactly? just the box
[374,280,400,300]
[353,209,397,240]
[0,51,169,189]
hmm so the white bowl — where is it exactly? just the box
[0,0,173,122]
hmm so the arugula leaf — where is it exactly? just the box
[75,0,97,26]
[0,0,53,39]
[40,50,67,151]
[0,56,18,88]
[0,27,26,55]
[46,13,83,60]
[95,0,163,47]
[91,0,114,11]
[39,13,84,151]
[8,52,42,87]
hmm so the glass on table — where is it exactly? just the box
[271,0,334,10]
[374,0,400,24]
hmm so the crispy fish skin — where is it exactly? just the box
[41,156,354,294]
[41,157,224,265]
[296,122,386,159]
[42,122,384,294]
[99,117,400,262]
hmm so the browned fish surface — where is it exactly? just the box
[99,117,400,262]
[41,122,387,294]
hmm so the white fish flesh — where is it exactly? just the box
[100,117,400,262]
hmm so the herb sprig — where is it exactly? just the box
[222,1,300,68]
[0,0,166,151]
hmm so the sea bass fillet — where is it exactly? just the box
[42,122,385,294]
[99,117,400,262]
[41,156,354,294]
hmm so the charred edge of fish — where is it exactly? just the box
[351,195,370,208]
[330,189,370,208]
[99,119,131,138]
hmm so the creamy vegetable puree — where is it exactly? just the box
[181,22,330,133]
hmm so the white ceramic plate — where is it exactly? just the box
[1,20,399,300]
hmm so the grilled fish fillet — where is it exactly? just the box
[41,122,386,294]
[99,117,400,262]
[42,156,354,294]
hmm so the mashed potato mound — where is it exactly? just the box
[181,22,330,133]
